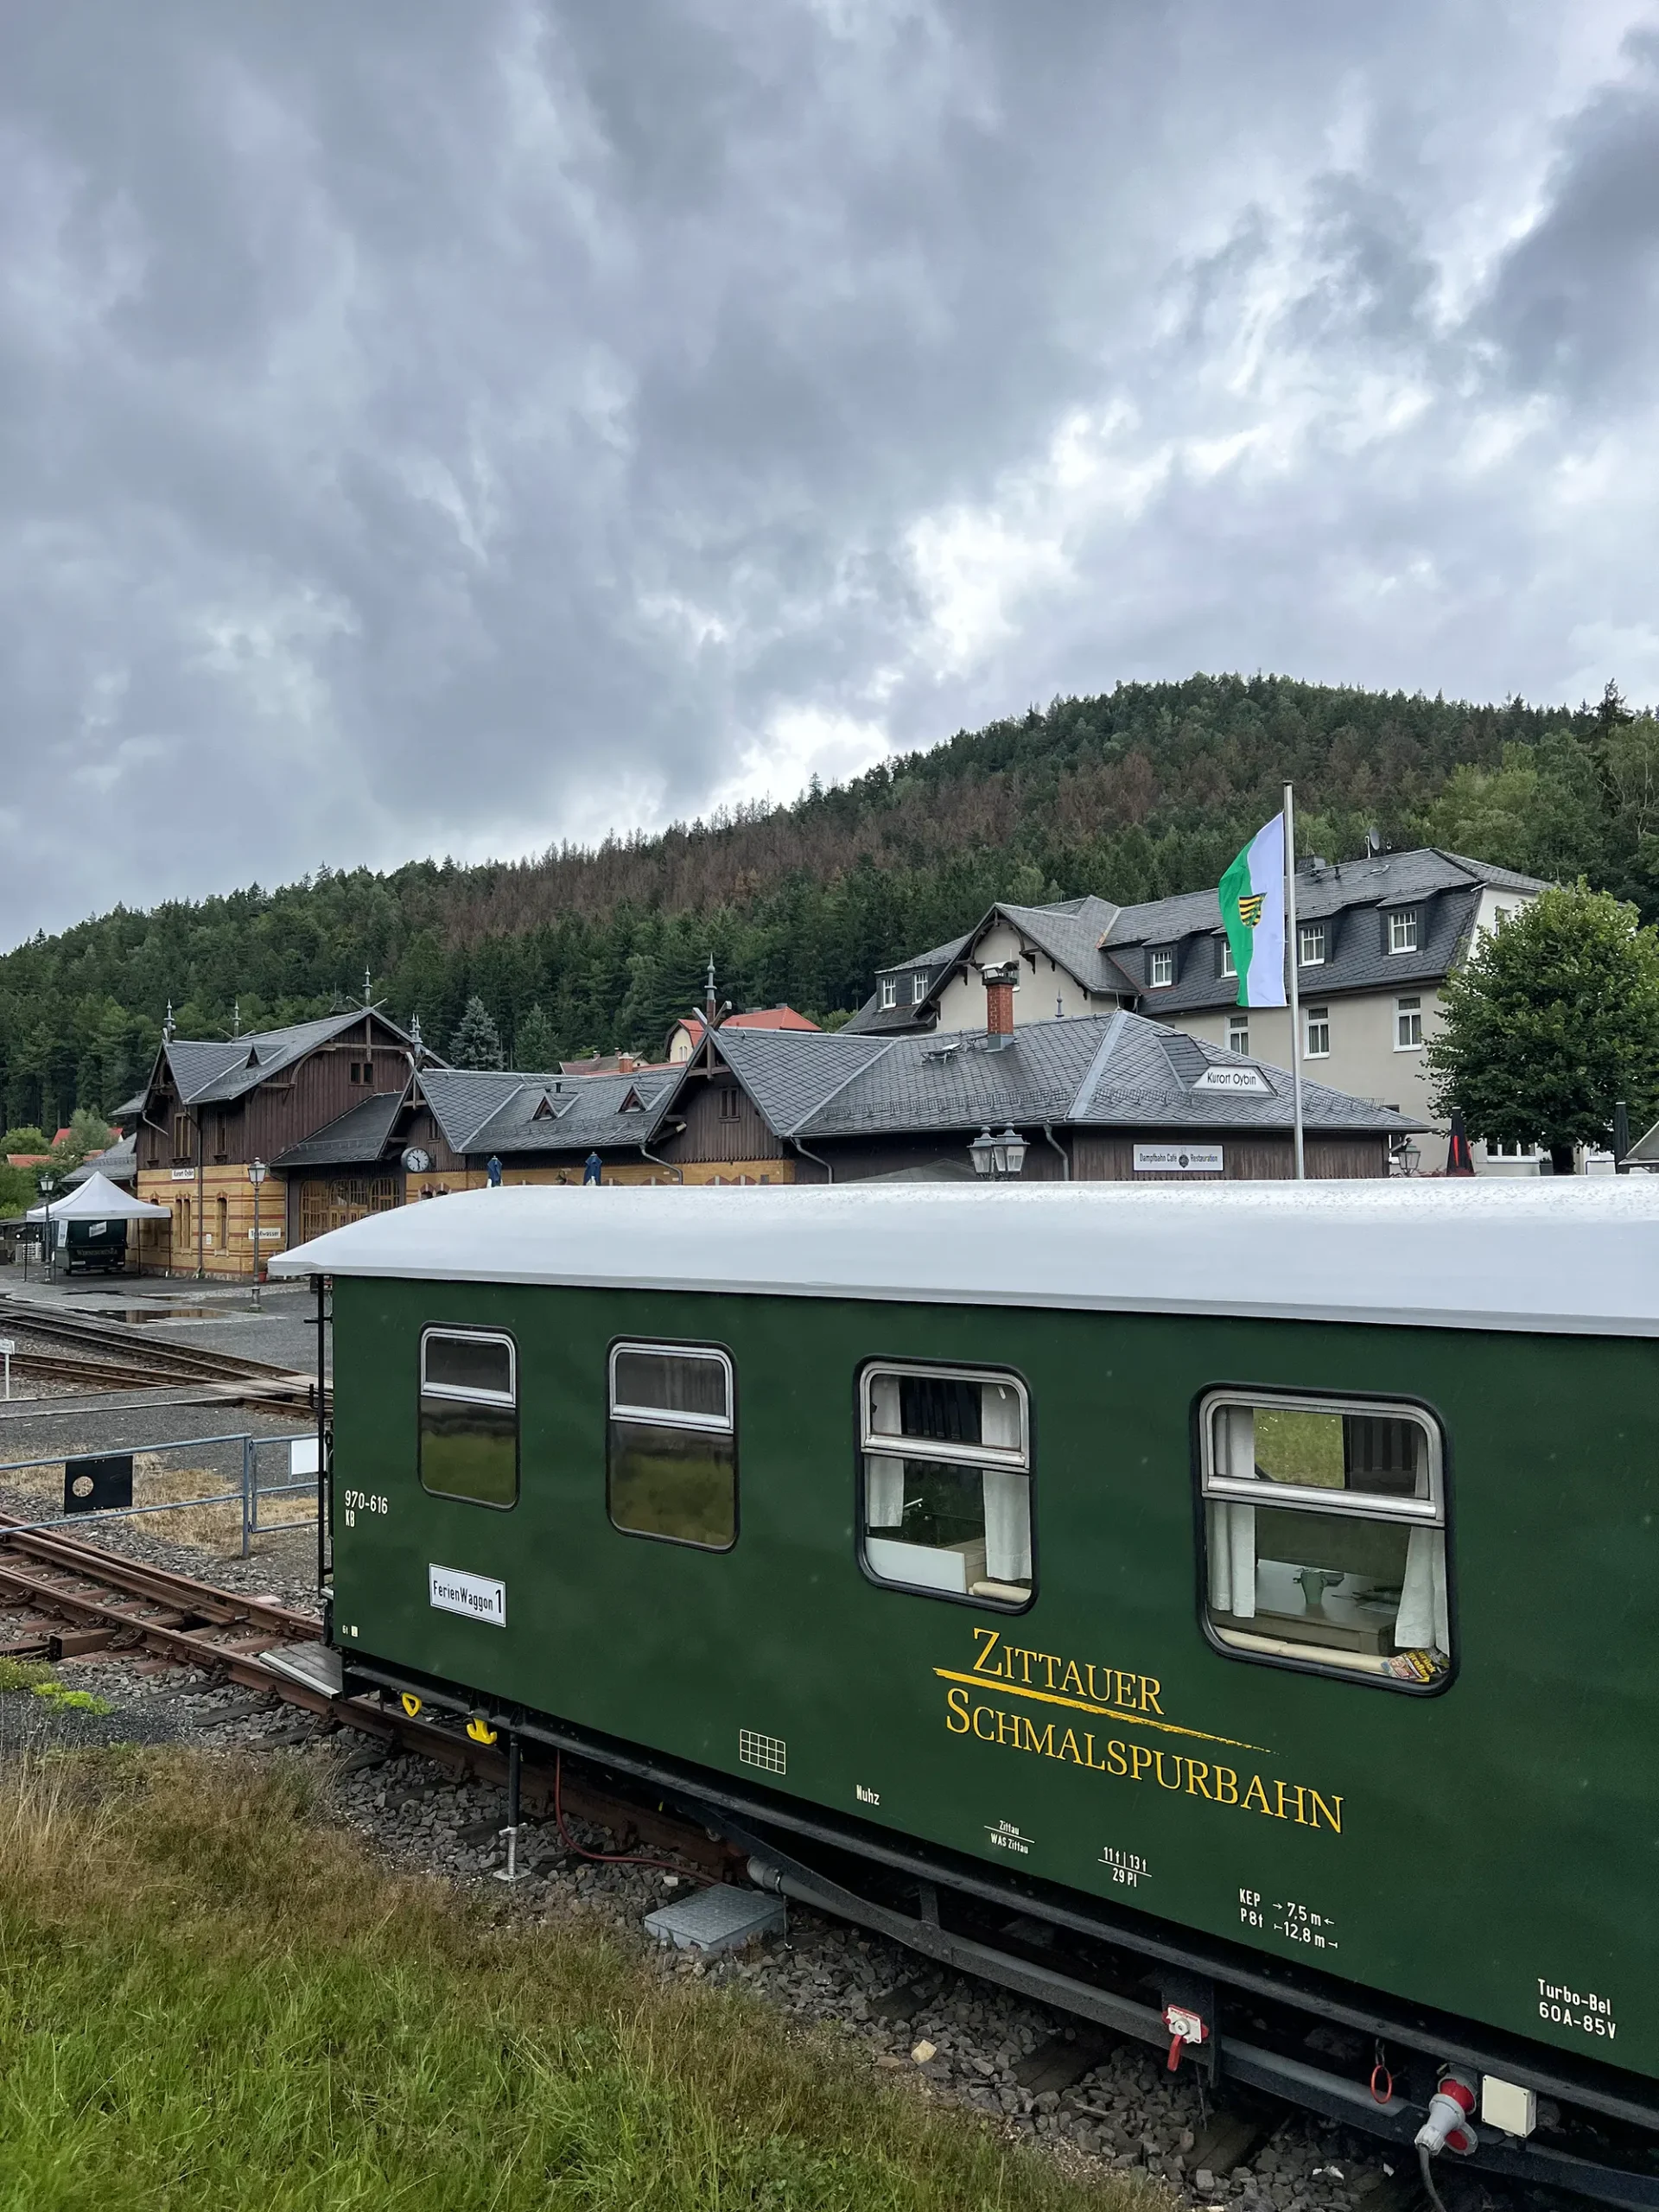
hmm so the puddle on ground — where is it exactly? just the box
[74,1305,247,1325]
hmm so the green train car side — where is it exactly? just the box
[277,1182,1659,2197]
[329,1281,1656,2066]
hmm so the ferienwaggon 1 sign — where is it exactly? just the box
[429,1563,506,1626]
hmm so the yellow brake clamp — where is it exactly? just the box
[400,1693,423,1719]
[467,1716,499,1746]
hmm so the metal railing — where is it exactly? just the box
[0,1429,321,1559]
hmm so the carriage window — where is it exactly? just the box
[859,1363,1033,1608]
[1200,1391,1449,1688]
[607,1343,735,1549]
[420,1329,518,1507]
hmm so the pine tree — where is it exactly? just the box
[448,995,505,1071]
[513,1003,558,1071]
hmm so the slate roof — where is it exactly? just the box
[711,1030,893,1135]
[1109,847,1547,1016]
[418,1067,681,1158]
[66,1132,137,1186]
[844,848,1546,1033]
[272,1092,409,1171]
[715,1011,1422,1141]
[143,1010,424,1109]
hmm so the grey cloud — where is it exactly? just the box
[2,3,1657,941]
[1484,30,1659,403]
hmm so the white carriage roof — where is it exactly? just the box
[271,1178,1659,1338]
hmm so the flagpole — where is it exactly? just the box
[1283,780,1306,1181]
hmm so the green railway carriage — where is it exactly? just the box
[273,1180,1659,2205]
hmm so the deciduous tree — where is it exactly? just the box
[1426,885,1659,1173]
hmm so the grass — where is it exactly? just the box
[0,1751,1160,2211]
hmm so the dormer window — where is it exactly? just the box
[1148,949,1174,988]
[911,971,929,1005]
[620,1086,647,1113]
[1388,909,1419,954]
[1219,940,1236,980]
[1299,922,1325,966]
[880,976,898,1010]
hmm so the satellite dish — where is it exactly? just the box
[401,1147,433,1173]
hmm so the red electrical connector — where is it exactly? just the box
[1162,2003,1209,2072]
[1415,2070,1479,2157]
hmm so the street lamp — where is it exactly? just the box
[36,1172,59,1281]
[1393,1140,1421,1178]
[969,1127,1029,1179]
[248,1159,268,1309]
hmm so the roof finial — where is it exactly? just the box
[162,1000,175,1044]
[705,955,717,1025]
[232,999,240,1039]
[363,964,372,1008]
[410,1010,423,1054]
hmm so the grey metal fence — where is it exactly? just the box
[0,1429,321,1558]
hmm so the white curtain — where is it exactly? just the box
[865,1458,905,1527]
[1208,1406,1256,1618]
[868,1374,901,1438]
[980,1385,1028,1580]
[982,1384,1022,1453]
[983,1469,1032,1582]
[1395,1526,1450,1653]
[1208,1502,1257,1618]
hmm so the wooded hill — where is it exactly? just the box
[5,671,1654,1130]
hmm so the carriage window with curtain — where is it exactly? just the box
[1200,1391,1449,1688]
[607,1343,736,1549]
[420,1329,518,1508]
[859,1363,1033,1608]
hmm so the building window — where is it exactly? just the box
[349,1060,363,1084]
[879,976,898,1010]
[607,1342,735,1549]
[1199,1389,1449,1691]
[1228,1013,1249,1056]
[1487,1138,1538,1160]
[420,1329,518,1508]
[1299,923,1325,966]
[1149,949,1174,988]
[173,1114,194,1160]
[1395,996,1423,1049]
[912,971,929,1004]
[1388,909,1418,954]
[1304,1006,1330,1058]
[716,1086,740,1122]
[859,1363,1032,1608]
[1219,940,1236,979]
[215,1194,227,1254]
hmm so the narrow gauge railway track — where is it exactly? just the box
[0,1516,705,1857]
[0,1300,324,1408]
[0,1512,322,1683]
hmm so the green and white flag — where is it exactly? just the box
[1218,813,1287,1007]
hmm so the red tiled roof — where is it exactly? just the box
[679,1006,820,1042]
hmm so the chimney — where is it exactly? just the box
[618,1054,636,1075]
[982,962,1018,1045]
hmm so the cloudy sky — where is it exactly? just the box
[4,3,1657,940]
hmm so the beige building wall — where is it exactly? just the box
[1165,988,1447,1168]
[136,1165,289,1277]
[930,922,1110,1032]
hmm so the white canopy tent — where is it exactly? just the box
[25,1170,168,1223]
